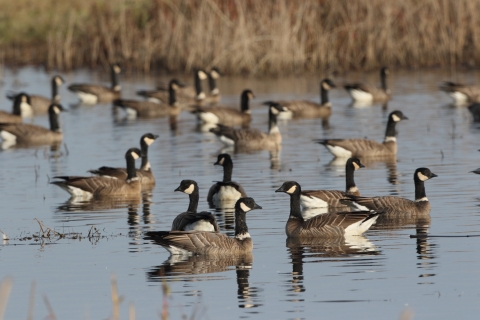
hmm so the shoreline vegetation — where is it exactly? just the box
[0,0,479,75]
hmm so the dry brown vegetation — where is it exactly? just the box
[0,0,479,74]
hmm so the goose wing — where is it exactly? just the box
[0,112,22,123]
[51,175,132,195]
[0,123,52,140]
[171,211,220,232]
[347,195,417,215]
[301,189,349,207]
[318,139,387,154]
[88,166,127,180]
[68,84,112,95]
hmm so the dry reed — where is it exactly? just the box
[1,0,480,74]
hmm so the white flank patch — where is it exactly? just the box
[415,196,429,202]
[325,145,352,158]
[184,220,216,232]
[348,89,373,103]
[277,109,293,120]
[301,207,329,220]
[417,172,429,181]
[235,232,251,240]
[199,112,219,124]
[350,201,370,211]
[20,102,34,117]
[449,91,468,104]
[76,92,98,104]
[166,245,193,256]
[344,214,379,235]
[300,194,328,208]
[183,184,195,194]
[0,130,17,143]
[219,135,235,146]
[124,107,138,118]
[147,97,163,104]
[239,202,251,212]
[214,186,242,202]
[59,185,93,199]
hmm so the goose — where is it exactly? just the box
[439,82,480,104]
[0,103,65,147]
[206,67,222,104]
[209,102,287,151]
[346,167,437,217]
[113,79,184,119]
[471,168,480,174]
[315,110,408,158]
[264,78,336,120]
[68,64,121,104]
[51,148,143,198]
[344,67,391,103]
[171,180,220,232]
[193,89,254,127]
[88,133,158,187]
[7,75,65,114]
[275,181,381,238]
[136,69,207,105]
[468,103,480,122]
[0,93,33,123]
[144,197,261,256]
[301,157,365,209]
[207,153,247,205]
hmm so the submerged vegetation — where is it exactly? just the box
[0,0,479,74]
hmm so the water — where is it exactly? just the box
[1,67,480,319]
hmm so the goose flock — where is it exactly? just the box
[1,65,479,260]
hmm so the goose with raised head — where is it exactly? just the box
[439,82,480,105]
[264,78,336,120]
[88,133,158,188]
[51,148,143,198]
[193,89,254,127]
[171,180,220,232]
[68,64,121,104]
[0,103,65,147]
[207,154,247,205]
[0,93,33,123]
[210,102,287,151]
[113,79,184,119]
[275,181,381,238]
[347,167,437,217]
[8,75,65,114]
[316,110,408,158]
[144,197,261,256]
[206,67,222,104]
[344,67,391,103]
[301,157,365,209]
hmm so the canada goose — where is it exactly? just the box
[206,67,222,104]
[439,82,480,104]
[7,75,65,114]
[193,89,254,127]
[316,110,408,158]
[0,93,33,123]
[68,64,121,104]
[113,79,184,119]
[51,148,143,198]
[471,168,480,174]
[88,133,158,188]
[144,197,261,255]
[275,181,381,238]
[136,69,207,105]
[207,153,247,205]
[344,67,391,103]
[171,180,220,232]
[468,103,480,122]
[264,78,336,120]
[209,102,287,151]
[347,167,437,217]
[0,103,65,147]
[301,157,365,209]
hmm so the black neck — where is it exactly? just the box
[381,71,387,91]
[384,117,397,138]
[195,72,204,96]
[51,78,60,101]
[414,178,427,200]
[12,98,22,115]
[268,109,278,133]
[222,159,233,182]
[289,191,304,220]
[169,85,177,105]
[187,187,199,212]
[320,84,329,104]
[48,110,61,132]
[234,207,249,237]
[125,153,137,181]
[111,68,119,90]
[345,161,356,192]
[208,74,217,93]
[140,141,149,169]
[240,92,251,112]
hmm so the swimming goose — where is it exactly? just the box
[51,148,143,198]
[193,89,254,127]
[209,102,287,151]
[264,78,336,120]
[8,75,65,114]
[206,67,222,104]
[344,67,391,103]
[0,103,65,147]
[275,181,381,238]
[347,167,437,217]
[171,180,220,232]
[0,93,33,123]
[113,79,184,119]
[144,197,261,256]
[301,157,365,209]
[439,82,480,104]
[316,110,408,158]
[68,64,121,104]
[88,133,158,187]
[207,153,247,205]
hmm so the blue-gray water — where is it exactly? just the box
[1,67,480,319]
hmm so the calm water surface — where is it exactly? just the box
[1,67,480,319]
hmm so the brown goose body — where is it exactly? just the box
[114,99,180,118]
[0,92,34,123]
[68,64,121,104]
[439,82,480,104]
[0,111,22,123]
[344,67,391,103]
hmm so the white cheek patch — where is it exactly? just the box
[198,70,207,80]
[53,106,60,114]
[239,202,251,212]
[210,70,220,79]
[114,65,121,73]
[144,137,155,145]
[286,185,297,194]
[270,107,279,115]
[352,162,360,170]
[218,157,225,165]
[183,184,195,194]
[131,152,140,160]
[322,82,331,90]
[392,114,401,122]
[56,77,63,85]
[417,172,429,181]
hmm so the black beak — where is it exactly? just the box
[174,186,182,192]
[359,163,365,168]
[275,187,284,193]
[253,203,262,210]
[430,173,438,178]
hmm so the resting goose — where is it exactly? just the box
[0,93,33,123]
[68,64,121,104]
[316,110,408,158]
[51,148,143,198]
[439,82,480,104]
[275,181,381,238]
[344,67,391,103]
[88,133,158,188]
[144,197,261,256]
[171,180,220,232]
[207,153,247,205]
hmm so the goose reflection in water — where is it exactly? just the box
[146,253,262,309]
